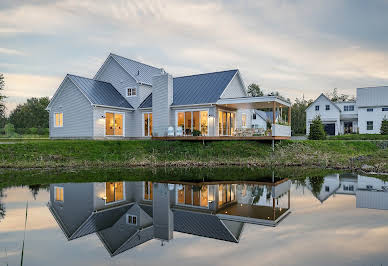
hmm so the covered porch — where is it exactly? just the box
[153,96,291,140]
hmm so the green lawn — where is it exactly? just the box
[328,134,388,140]
[0,139,386,172]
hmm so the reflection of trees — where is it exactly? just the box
[251,185,264,205]
[28,184,49,200]
[309,176,325,197]
[0,188,5,221]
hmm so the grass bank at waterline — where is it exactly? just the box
[0,139,387,172]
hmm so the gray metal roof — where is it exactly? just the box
[70,204,133,240]
[172,69,238,106]
[68,74,133,109]
[110,54,162,85]
[139,93,152,109]
[173,209,240,242]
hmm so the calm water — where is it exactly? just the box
[0,172,387,266]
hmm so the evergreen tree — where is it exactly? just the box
[0,73,6,127]
[381,117,388,135]
[247,83,264,97]
[308,116,326,140]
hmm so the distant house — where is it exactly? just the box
[46,53,291,139]
[306,87,388,135]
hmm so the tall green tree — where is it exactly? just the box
[326,88,355,102]
[308,116,326,140]
[291,97,313,135]
[9,97,50,130]
[0,188,5,221]
[0,73,7,128]
[247,83,264,97]
[381,117,388,135]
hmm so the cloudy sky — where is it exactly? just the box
[1,0,388,114]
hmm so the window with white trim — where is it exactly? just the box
[367,121,373,131]
[126,88,137,97]
[367,108,373,112]
[383,107,388,112]
[54,113,63,127]
[252,113,256,120]
[242,114,247,127]
[55,186,64,202]
[325,105,330,111]
[315,105,319,111]
[344,105,354,112]
[127,215,137,225]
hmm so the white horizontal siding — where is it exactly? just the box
[220,73,247,99]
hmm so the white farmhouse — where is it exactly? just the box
[306,86,388,135]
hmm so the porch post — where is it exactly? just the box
[272,101,276,124]
[288,106,291,126]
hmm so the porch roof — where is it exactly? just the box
[216,96,291,109]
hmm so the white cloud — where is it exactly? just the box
[0,47,25,55]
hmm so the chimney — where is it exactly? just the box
[152,73,173,136]
[152,183,173,241]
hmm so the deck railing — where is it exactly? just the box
[271,124,291,137]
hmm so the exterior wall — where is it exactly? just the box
[152,74,173,136]
[220,73,247,99]
[236,109,253,128]
[49,78,93,138]
[251,114,267,130]
[93,182,139,211]
[358,107,388,134]
[306,95,341,135]
[94,57,140,108]
[93,107,132,138]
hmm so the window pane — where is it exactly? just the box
[227,113,231,135]
[105,113,114,135]
[185,112,192,135]
[185,185,192,205]
[149,182,153,200]
[200,186,208,207]
[114,114,123,136]
[144,114,149,136]
[231,185,236,201]
[132,216,137,224]
[132,88,136,96]
[115,182,124,201]
[227,184,231,202]
[222,112,227,135]
[149,113,152,136]
[178,186,185,204]
[106,182,115,203]
[144,181,149,200]
[223,184,227,203]
[178,112,184,132]
[200,111,208,135]
[231,113,235,136]
[218,184,223,205]
[193,186,200,206]
[242,114,246,127]
[218,111,222,135]
[193,111,200,132]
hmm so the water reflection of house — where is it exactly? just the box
[48,179,291,257]
[306,174,388,210]
[306,174,341,203]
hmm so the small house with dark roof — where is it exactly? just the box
[47,53,291,139]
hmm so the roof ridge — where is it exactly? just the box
[67,74,114,86]
[109,53,162,70]
[174,69,238,79]
[358,85,388,89]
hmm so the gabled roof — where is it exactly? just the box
[109,53,163,85]
[139,93,152,109]
[306,93,341,112]
[67,75,133,109]
[172,69,238,106]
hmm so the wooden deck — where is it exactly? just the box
[152,136,290,141]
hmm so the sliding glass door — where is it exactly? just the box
[105,112,124,136]
[218,111,235,136]
[177,110,208,136]
[177,185,209,208]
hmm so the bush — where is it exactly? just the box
[308,116,326,140]
[4,123,16,137]
[192,130,201,136]
[381,117,388,135]
[29,127,38,135]
[37,128,49,135]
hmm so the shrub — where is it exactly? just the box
[192,130,201,136]
[308,116,326,140]
[4,123,16,137]
[37,128,49,135]
[381,117,388,135]
[29,127,38,135]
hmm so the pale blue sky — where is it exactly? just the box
[1,0,388,113]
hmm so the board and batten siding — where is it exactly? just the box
[220,72,247,99]
[49,78,93,138]
[152,74,173,136]
[94,57,140,108]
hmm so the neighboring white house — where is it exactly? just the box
[306,87,388,135]
[47,53,291,139]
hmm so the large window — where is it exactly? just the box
[55,187,64,202]
[144,181,153,200]
[177,111,208,136]
[177,185,209,207]
[105,182,124,204]
[367,121,373,131]
[218,184,236,206]
[143,113,152,136]
[218,111,236,136]
[105,112,123,136]
[54,113,63,127]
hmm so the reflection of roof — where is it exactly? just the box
[173,209,242,243]
[48,203,133,240]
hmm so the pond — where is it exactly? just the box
[0,170,387,265]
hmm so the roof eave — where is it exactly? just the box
[92,104,134,111]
